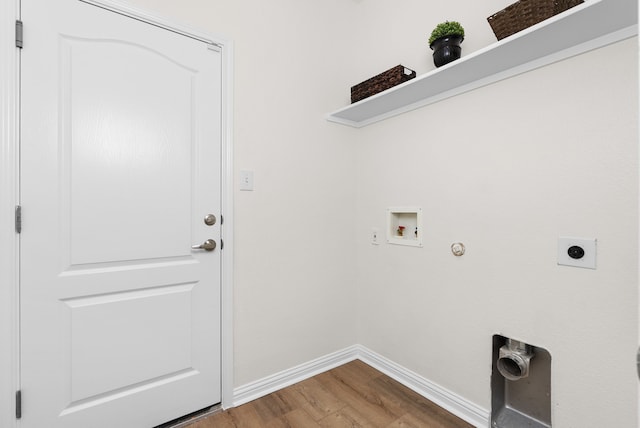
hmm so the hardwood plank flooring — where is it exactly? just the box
[186,360,473,428]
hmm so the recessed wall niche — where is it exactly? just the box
[387,207,422,247]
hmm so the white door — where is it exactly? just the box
[20,1,222,426]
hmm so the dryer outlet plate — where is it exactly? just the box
[557,237,596,269]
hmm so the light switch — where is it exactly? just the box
[240,170,254,191]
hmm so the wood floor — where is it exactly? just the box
[185,360,473,428]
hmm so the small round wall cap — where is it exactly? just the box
[451,242,465,256]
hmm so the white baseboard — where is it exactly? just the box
[357,346,490,428]
[232,345,360,407]
[232,344,490,427]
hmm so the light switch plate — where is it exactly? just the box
[557,237,596,269]
[240,170,254,191]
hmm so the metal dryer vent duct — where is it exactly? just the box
[497,339,534,381]
[491,335,551,427]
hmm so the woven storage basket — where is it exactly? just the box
[351,65,416,104]
[487,0,584,41]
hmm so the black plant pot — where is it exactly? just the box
[430,35,463,68]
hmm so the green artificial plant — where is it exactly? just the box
[429,21,465,46]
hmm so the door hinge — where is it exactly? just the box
[15,20,23,49]
[15,205,21,233]
[15,390,21,419]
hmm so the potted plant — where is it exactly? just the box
[428,21,465,67]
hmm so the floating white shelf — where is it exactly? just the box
[327,0,638,128]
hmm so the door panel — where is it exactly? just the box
[65,284,194,402]
[63,35,195,265]
[20,1,222,427]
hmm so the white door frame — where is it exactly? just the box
[0,2,234,426]
[0,0,21,427]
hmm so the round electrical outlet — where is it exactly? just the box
[567,245,585,259]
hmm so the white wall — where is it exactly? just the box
[353,9,638,428]
[122,0,361,386]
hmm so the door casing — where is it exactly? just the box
[0,1,234,426]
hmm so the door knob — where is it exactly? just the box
[191,239,217,251]
[204,214,217,226]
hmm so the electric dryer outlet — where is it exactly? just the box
[557,237,596,269]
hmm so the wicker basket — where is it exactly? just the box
[351,65,416,104]
[487,0,584,41]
